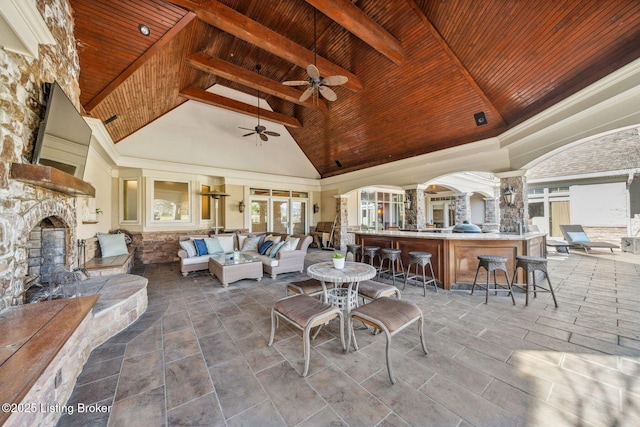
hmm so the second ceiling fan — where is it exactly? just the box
[283,9,348,102]
[239,64,280,142]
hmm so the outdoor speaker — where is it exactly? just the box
[474,112,487,126]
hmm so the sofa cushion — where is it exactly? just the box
[194,239,208,256]
[259,240,274,255]
[216,235,236,252]
[97,233,129,257]
[181,254,211,266]
[204,237,225,254]
[285,236,300,250]
[269,241,287,258]
[241,236,260,252]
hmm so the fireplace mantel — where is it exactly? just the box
[10,163,95,197]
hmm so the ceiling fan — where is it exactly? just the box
[282,9,348,102]
[239,64,280,142]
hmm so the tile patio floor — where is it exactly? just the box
[58,249,640,426]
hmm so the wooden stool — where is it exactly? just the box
[511,256,558,307]
[269,295,345,377]
[347,297,427,384]
[346,244,362,262]
[471,255,515,305]
[378,248,404,286]
[404,251,437,295]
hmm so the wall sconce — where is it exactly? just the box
[313,203,319,214]
[404,195,412,210]
[239,200,245,213]
[502,186,516,207]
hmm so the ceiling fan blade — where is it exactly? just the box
[318,85,337,101]
[260,133,268,142]
[263,131,280,137]
[299,86,314,102]
[322,75,348,86]
[282,80,310,86]
[306,64,320,79]
[239,127,255,131]
[242,132,255,137]
[257,125,266,132]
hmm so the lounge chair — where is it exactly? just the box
[559,225,619,254]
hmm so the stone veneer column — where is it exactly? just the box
[496,171,529,233]
[334,194,349,250]
[454,193,471,225]
[404,187,426,230]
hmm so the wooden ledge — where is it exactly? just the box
[0,296,99,424]
[10,163,96,197]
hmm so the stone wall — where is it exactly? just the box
[0,0,80,309]
[131,229,214,264]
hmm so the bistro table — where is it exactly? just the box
[306,261,377,313]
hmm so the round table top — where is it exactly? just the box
[307,261,377,284]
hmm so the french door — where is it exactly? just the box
[250,198,308,234]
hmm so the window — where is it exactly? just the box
[360,189,405,230]
[248,188,309,233]
[201,184,211,220]
[152,180,190,222]
[120,178,140,223]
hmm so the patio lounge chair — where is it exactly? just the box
[559,225,619,254]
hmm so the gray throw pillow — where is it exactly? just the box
[241,236,260,252]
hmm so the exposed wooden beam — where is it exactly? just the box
[179,0,363,92]
[84,12,197,112]
[179,87,302,128]
[404,0,505,126]
[185,52,328,112]
[306,0,405,65]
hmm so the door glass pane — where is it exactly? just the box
[122,179,138,221]
[273,200,289,234]
[550,201,570,238]
[251,200,268,233]
[292,201,306,234]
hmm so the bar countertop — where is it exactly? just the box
[355,230,546,240]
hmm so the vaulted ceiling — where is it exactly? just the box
[70,0,640,178]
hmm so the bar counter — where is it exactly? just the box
[354,230,547,290]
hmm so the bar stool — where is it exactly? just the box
[511,255,558,307]
[378,248,405,286]
[470,255,515,305]
[362,246,381,266]
[346,244,362,262]
[404,251,437,295]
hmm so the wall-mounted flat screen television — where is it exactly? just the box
[32,81,92,180]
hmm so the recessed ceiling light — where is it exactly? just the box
[138,24,151,36]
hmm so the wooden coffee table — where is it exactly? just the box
[208,253,263,287]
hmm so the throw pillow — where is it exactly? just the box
[269,241,287,258]
[285,236,300,250]
[265,234,282,244]
[279,241,293,252]
[179,240,197,258]
[97,233,129,258]
[204,237,224,254]
[567,231,590,243]
[258,240,274,255]
[241,236,260,252]
[237,234,248,250]
[194,239,208,256]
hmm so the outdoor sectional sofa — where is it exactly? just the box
[178,233,312,279]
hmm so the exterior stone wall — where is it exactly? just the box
[130,229,214,264]
[499,176,529,233]
[335,196,348,250]
[454,193,471,225]
[404,189,426,230]
[0,0,80,309]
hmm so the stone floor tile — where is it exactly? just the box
[166,392,225,427]
[256,361,326,426]
[109,385,166,427]
[225,400,286,427]
[357,340,434,388]
[67,374,118,407]
[123,323,162,359]
[235,333,285,373]
[421,373,527,426]
[114,350,164,402]
[75,356,123,386]
[165,353,214,410]
[308,365,392,427]
[297,406,347,427]
[161,311,191,335]
[190,312,225,338]
[163,327,200,363]
[273,333,333,377]
[220,313,261,340]
[209,356,269,419]
[55,397,112,427]
[198,330,241,368]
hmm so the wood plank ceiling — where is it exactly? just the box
[70,0,640,178]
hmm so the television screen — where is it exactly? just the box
[32,81,92,180]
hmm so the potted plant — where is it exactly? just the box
[332,252,345,269]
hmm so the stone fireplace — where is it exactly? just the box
[0,196,78,309]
